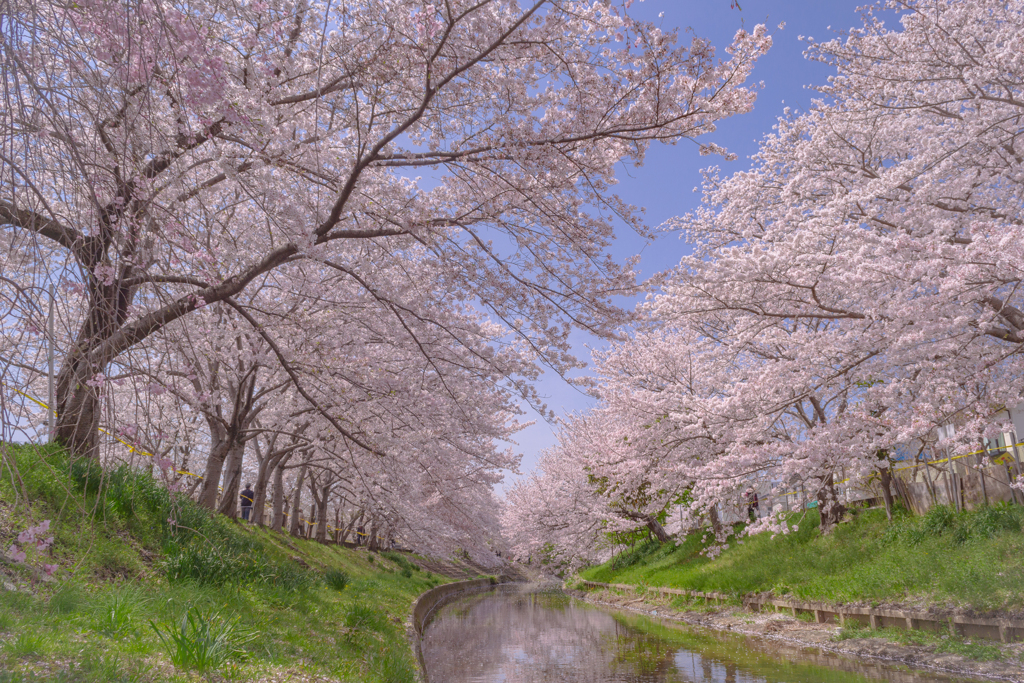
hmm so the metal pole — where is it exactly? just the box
[47,283,55,441]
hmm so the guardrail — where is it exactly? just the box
[578,580,1024,644]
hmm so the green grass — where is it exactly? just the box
[834,623,1002,661]
[150,605,256,673]
[580,505,1024,611]
[324,568,350,591]
[0,443,459,682]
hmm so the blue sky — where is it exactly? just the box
[501,0,882,489]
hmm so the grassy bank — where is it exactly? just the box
[579,505,1024,612]
[0,444,458,682]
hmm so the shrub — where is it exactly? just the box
[324,570,349,591]
[400,568,412,579]
[151,606,256,673]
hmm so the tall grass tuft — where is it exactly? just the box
[95,588,146,636]
[343,603,388,633]
[151,606,256,673]
[323,569,349,591]
[381,550,419,573]
[365,648,416,683]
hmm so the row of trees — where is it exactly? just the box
[0,0,770,559]
[504,0,1024,569]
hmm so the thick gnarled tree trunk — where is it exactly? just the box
[816,473,847,534]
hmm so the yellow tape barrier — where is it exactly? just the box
[8,387,385,536]
[9,386,206,481]
[14,384,1019,522]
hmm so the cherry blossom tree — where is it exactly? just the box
[1,0,771,462]
[507,0,1024,562]
[662,0,1024,500]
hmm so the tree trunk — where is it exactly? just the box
[288,462,308,537]
[197,422,230,510]
[340,510,362,544]
[816,473,847,534]
[53,279,135,460]
[217,441,246,519]
[708,505,723,536]
[879,464,895,522]
[53,354,102,460]
[315,495,329,543]
[367,519,379,551]
[271,458,289,532]
[251,456,271,527]
[646,515,670,543]
[258,451,292,528]
[616,509,671,543]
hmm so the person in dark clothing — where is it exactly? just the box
[745,488,759,521]
[356,525,365,546]
[240,484,255,522]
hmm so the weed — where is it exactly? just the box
[48,584,86,614]
[324,569,349,591]
[610,539,662,571]
[151,606,256,673]
[935,637,1002,661]
[834,622,868,641]
[163,541,310,590]
[381,550,419,573]
[4,632,51,659]
[343,603,387,632]
[365,648,415,683]
[400,567,412,579]
[94,588,145,636]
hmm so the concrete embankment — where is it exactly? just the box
[571,583,1024,683]
[408,576,502,682]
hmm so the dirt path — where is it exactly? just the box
[570,587,1024,683]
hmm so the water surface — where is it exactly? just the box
[420,587,988,683]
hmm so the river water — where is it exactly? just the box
[420,586,989,683]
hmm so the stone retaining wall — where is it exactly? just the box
[579,580,1024,643]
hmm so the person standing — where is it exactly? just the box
[240,484,255,522]
[745,488,759,521]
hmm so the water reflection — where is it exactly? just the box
[420,587,987,683]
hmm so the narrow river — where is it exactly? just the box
[420,586,990,683]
